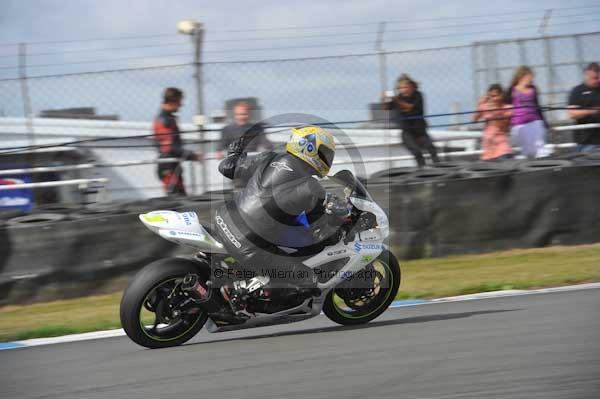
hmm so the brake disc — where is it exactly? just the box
[342,268,384,309]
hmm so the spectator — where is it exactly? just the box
[506,66,549,159]
[382,74,439,167]
[216,101,273,159]
[473,84,513,161]
[153,87,199,196]
[567,62,600,152]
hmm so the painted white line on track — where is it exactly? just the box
[1,282,599,351]
[13,328,127,348]
[430,282,600,303]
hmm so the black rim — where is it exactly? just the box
[139,277,204,342]
[331,259,394,319]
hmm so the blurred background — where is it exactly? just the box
[1,0,600,306]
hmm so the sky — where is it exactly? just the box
[0,0,599,122]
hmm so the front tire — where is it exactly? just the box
[120,257,209,349]
[323,250,401,325]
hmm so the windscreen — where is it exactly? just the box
[327,170,372,201]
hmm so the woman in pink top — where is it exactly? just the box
[506,66,550,159]
[473,84,513,161]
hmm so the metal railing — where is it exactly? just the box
[0,178,108,191]
[551,123,600,132]
[0,157,181,176]
[1,123,596,203]
[0,178,109,203]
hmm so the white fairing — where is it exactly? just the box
[303,196,389,290]
[139,210,228,254]
[349,196,390,239]
[140,198,389,290]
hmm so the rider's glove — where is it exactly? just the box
[227,136,247,156]
[324,193,351,219]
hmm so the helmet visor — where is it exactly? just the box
[318,145,334,169]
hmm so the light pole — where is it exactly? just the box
[375,22,391,170]
[177,19,206,194]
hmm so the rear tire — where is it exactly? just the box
[120,257,209,349]
[323,250,400,325]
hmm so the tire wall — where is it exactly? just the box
[0,211,180,305]
[0,195,211,305]
[379,159,600,259]
[3,160,600,304]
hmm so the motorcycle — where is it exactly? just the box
[120,170,401,348]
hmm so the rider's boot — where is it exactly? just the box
[221,266,319,313]
[220,276,270,313]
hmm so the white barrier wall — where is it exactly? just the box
[0,117,480,200]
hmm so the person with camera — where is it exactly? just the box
[473,84,513,161]
[382,74,439,167]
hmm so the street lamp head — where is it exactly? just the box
[177,20,202,35]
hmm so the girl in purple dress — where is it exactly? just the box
[506,66,550,159]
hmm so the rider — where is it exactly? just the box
[214,125,350,312]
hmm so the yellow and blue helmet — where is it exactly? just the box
[286,126,335,177]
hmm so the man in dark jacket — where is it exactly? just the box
[568,62,600,152]
[217,101,273,159]
[153,87,199,196]
[214,126,347,312]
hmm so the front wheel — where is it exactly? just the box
[120,257,209,348]
[323,250,401,325]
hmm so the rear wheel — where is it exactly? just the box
[323,250,400,325]
[120,258,209,348]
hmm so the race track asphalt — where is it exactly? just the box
[1,288,599,399]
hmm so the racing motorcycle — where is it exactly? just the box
[120,170,401,348]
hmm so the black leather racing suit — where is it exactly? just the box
[214,139,342,288]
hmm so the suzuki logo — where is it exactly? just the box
[215,215,242,249]
[354,242,382,253]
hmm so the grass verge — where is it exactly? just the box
[2,244,600,342]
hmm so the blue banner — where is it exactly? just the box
[0,166,33,212]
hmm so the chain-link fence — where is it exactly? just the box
[0,31,599,201]
[473,32,600,122]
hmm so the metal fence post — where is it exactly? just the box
[574,35,585,71]
[375,22,391,171]
[539,9,556,115]
[193,24,206,194]
[18,43,34,148]
[471,44,479,108]
[18,42,37,206]
[492,43,500,84]
[543,37,555,114]
[518,39,526,65]
[482,44,494,90]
